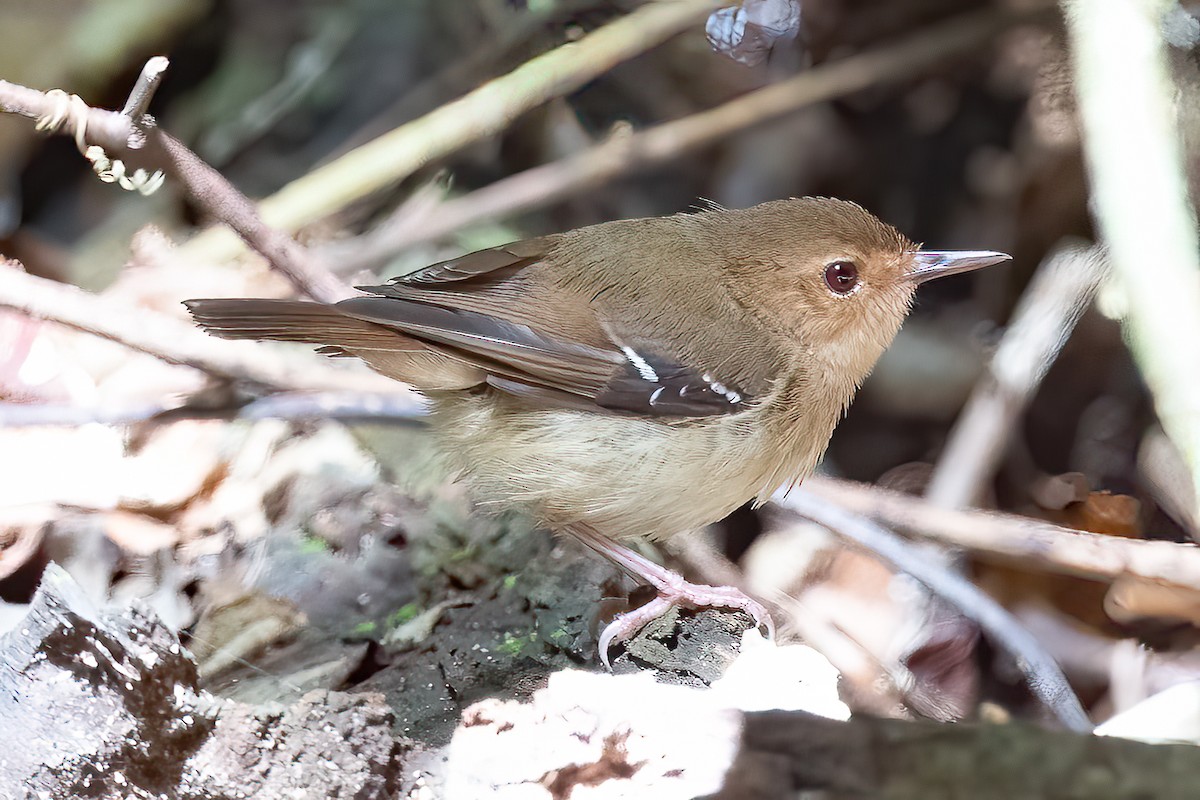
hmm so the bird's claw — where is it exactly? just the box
[598,579,774,669]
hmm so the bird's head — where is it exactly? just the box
[721,198,1009,381]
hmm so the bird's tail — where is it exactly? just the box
[184,298,402,352]
[184,298,485,389]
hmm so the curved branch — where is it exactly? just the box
[776,488,1092,732]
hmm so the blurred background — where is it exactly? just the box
[0,0,1130,478]
[3,0,1200,751]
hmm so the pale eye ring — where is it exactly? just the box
[824,260,859,295]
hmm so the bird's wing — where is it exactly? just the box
[390,238,550,287]
[343,240,754,417]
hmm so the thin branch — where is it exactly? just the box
[1138,427,1200,541]
[152,131,354,302]
[120,55,169,119]
[925,241,1109,508]
[0,400,170,428]
[177,0,725,266]
[669,528,945,719]
[234,391,427,421]
[1065,0,1200,506]
[0,65,352,303]
[799,476,1200,591]
[0,79,138,153]
[0,392,428,428]
[775,489,1092,732]
[324,4,1055,271]
[0,263,398,395]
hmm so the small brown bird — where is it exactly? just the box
[186,198,1008,666]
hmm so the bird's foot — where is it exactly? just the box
[566,524,773,669]
[598,573,774,670]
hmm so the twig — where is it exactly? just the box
[669,525,947,717]
[177,0,725,265]
[235,391,427,421]
[1065,0,1200,506]
[0,401,170,428]
[1138,427,1200,541]
[0,64,352,303]
[153,132,354,302]
[776,488,1092,732]
[0,392,428,428]
[925,242,1109,508]
[0,264,398,395]
[0,79,139,153]
[120,55,169,119]
[324,4,1053,270]
[799,476,1200,591]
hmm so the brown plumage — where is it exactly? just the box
[186,197,1008,664]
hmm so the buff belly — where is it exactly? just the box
[428,393,790,541]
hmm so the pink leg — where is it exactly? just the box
[568,525,774,669]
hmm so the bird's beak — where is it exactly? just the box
[907,250,1011,284]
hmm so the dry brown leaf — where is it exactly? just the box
[976,484,1143,632]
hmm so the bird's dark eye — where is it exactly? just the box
[824,261,859,295]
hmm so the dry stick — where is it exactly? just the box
[1065,0,1200,506]
[0,66,351,304]
[178,0,725,265]
[0,401,172,428]
[787,236,1101,717]
[152,131,354,303]
[0,392,428,428]
[776,489,1093,732]
[1138,427,1200,541]
[120,56,169,119]
[925,242,1110,508]
[0,265,398,395]
[329,4,1051,271]
[0,79,138,153]
[801,476,1200,591]
[669,529,928,715]
[668,528,932,715]
[904,243,1104,722]
[131,59,350,302]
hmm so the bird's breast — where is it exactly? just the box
[429,389,835,540]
